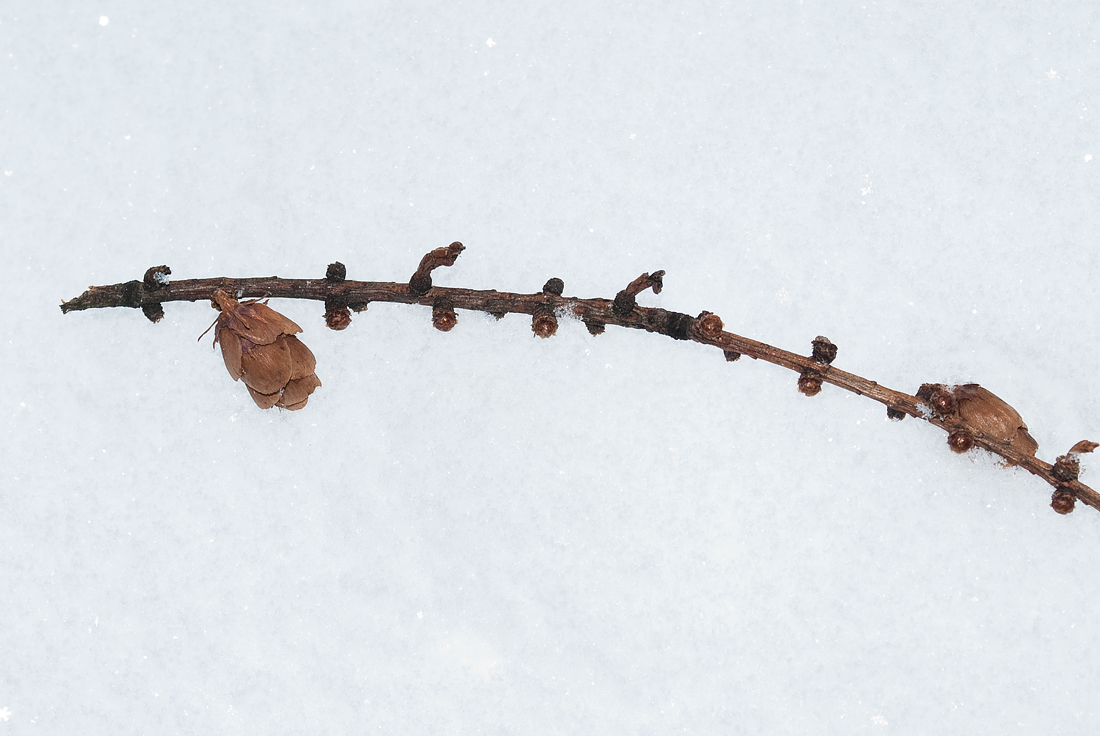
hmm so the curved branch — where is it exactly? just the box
[60,252,1098,516]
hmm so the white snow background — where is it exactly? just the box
[2,1,1099,733]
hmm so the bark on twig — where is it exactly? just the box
[61,246,1098,516]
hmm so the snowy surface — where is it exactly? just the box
[3,2,1100,733]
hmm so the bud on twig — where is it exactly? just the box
[532,309,558,338]
[1052,440,1098,482]
[948,429,974,453]
[140,265,171,322]
[799,336,835,395]
[931,388,958,416]
[811,336,837,365]
[798,370,823,397]
[694,311,725,340]
[142,303,165,323]
[324,293,352,330]
[325,262,347,282]
[1051,487,1076,515]
[143,265,171,289]
[432,298,458,332]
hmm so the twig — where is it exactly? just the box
[60,248,1098,516]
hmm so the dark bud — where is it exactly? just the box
[886,406,906,421]
[585,321,606,336]
[947,430,974,453]
[532,309,558,338]
[916,383,958,417]
[326,262,347,282]
[143,265,171,289]
[542,278,564,296]
[612,290,636,317]
[1052,454,1081,483]
[916,383,941,401]
[694,311,725,340]
[724,350,741,362]
[1051,488,1076,515]
[929,388,958,416]
[142,303,165,323]
[811,336,837,365]
[432,299,457,332]
[798,369,823,397]
[409,273,433,297]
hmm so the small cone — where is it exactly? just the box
[210,289,321,410]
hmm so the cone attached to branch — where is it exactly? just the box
[62,255,1100,518]
[206,289,321,410]
[918,382,1038,458]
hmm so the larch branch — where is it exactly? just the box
[60,250,1098,516]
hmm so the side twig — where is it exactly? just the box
[60,247,1098,516]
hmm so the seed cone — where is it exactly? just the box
[953,384,1037,457]
[211,290,321,410]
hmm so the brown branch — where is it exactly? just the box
[60,247,1098,516]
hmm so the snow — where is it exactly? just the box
[3,1,1099,733]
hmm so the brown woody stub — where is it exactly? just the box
[409,241,465,296]
[325,296,352,331]
[532,309,558,338]
[613,271,664,316]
